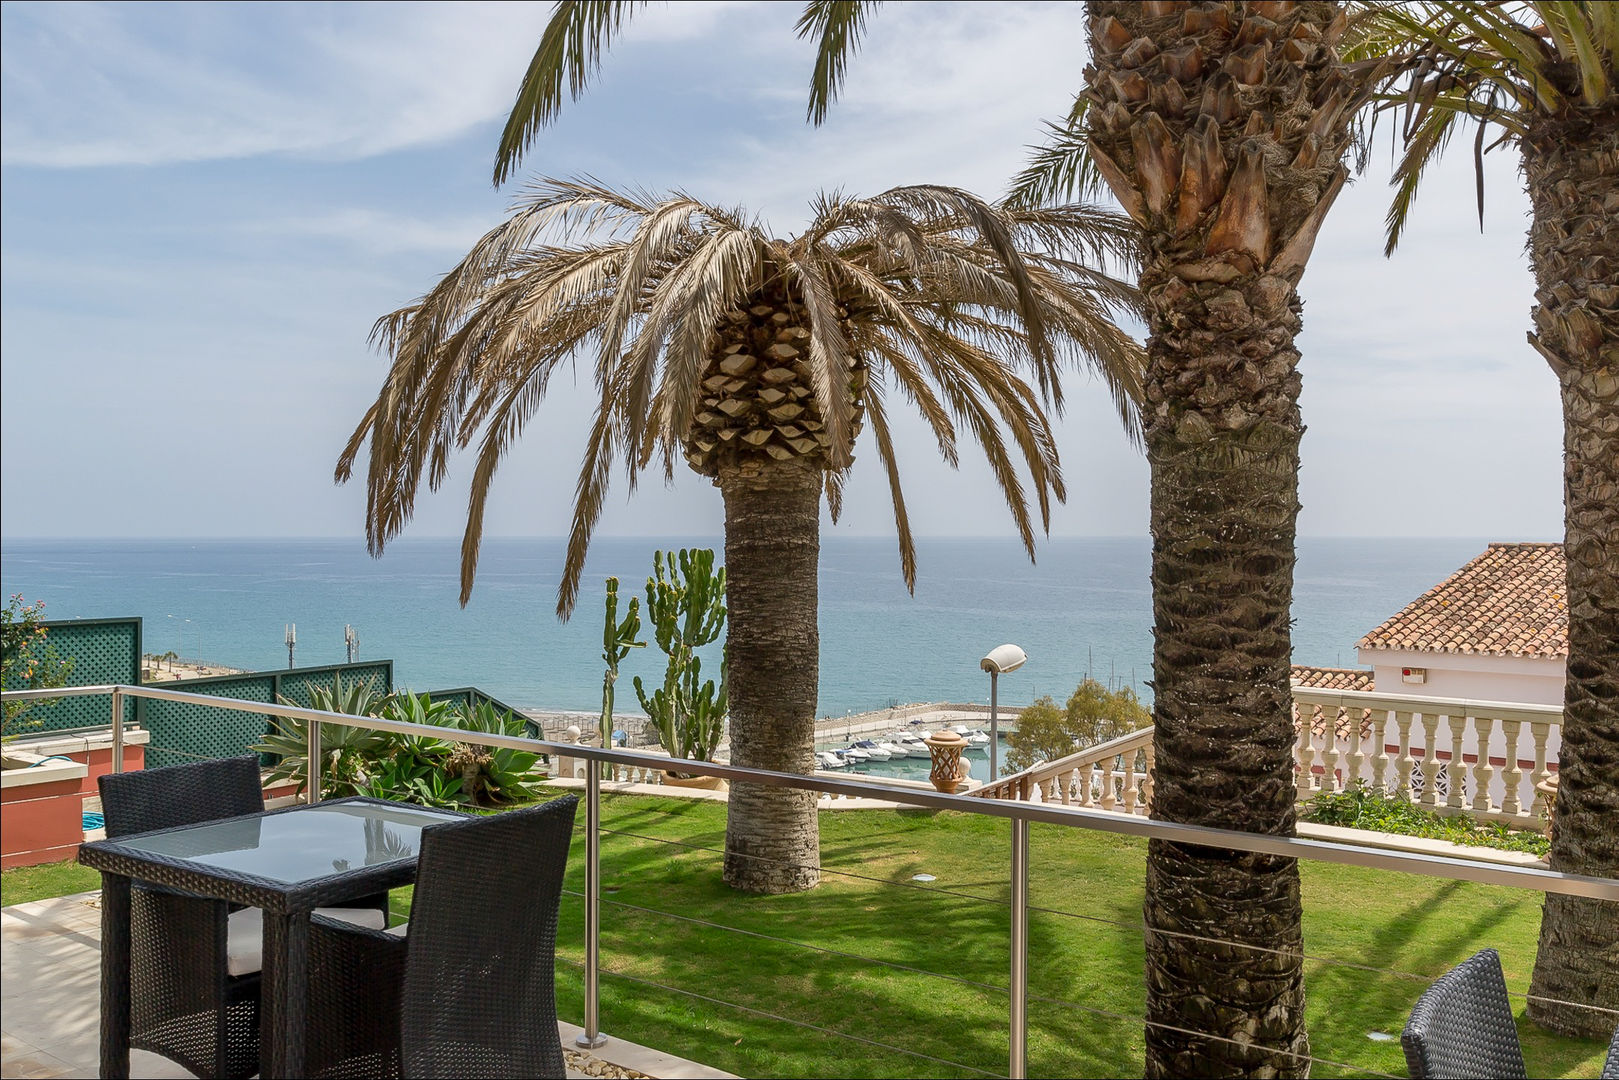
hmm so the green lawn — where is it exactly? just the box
[1,859,99,907]
[7,792,1607,1078]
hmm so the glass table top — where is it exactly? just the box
[113,801,462,885]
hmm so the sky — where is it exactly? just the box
[0,1,1563,544]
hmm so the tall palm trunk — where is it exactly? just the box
[718,457,823,893]
[1142,264,1307,1079]
[1080,1,1363,1072]
[1523,119,1619,1039]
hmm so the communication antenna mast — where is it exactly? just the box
[285,623,297,669]
[344,624,359,664]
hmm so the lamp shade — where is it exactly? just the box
[981,644,1027,674]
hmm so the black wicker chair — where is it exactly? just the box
[98,755,268,1079]
[98,755,391,1078]
[1402,948,1528,1079]
[305,795,579,1079]
[1602,1024,1619,1080]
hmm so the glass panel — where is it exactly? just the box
[116,802,459,885]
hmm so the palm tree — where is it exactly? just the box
[799,1,1383,1071]
[337,177,1145,893]
[1043,5,1389,1074]
[1350,0,1618,1038]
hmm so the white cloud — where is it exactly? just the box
[238,209,496,256]
[1,2,551,167]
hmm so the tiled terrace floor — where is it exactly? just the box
[1,893,732,1080]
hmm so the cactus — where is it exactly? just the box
[599,577,645,758]
[633,549,728,767]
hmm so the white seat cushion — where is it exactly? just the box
[385,922,409,937]
[226,906,388,977]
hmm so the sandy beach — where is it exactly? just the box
[141,656,244,682]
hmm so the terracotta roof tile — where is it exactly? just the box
[1290,666,1376,739]
[1355,543,1567,659]
[1290,665,1375,692]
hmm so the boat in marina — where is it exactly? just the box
[816,751,847,769]
[892,732,930,757]
[875,739,909,759]
[850,739,891,761]
[951,724,991,749]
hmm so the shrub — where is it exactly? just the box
[1,595,75,740]
[253,683,543,807]
[1002,678,1150,775]
[1302,782,1549,857]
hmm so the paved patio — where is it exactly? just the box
[1,893,731,1080]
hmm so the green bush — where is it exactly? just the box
[1002,678,1150,775]
[1303,782,1549,857]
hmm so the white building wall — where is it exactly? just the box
[1357,649,1565,707]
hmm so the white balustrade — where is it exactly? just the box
[975,690,1560,831]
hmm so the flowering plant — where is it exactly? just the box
[1,595,75,740]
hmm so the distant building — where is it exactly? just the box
[1290,544,1566,805]
[1354,542,1566,706]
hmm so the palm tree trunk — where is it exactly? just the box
[1075,0,1361,1071]
[1523,127,1619,1039]
[1142,272,1308,1078]
[718,457,822,893]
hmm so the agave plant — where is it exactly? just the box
[254,676,392,797]
[444,701,544,806]
[337,175,1145,894]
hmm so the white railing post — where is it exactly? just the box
[306,717,321,804]
[1472,714,1498,813]
[110,688,125,774]
[1445,713,1469,810]
[577,765,608,1050]
[1009,816,1028,1080]
[1370,708,1391,793]
[1501,718,1525,816]
[1418,713,1442,808]
[1529,723,1552,818]
[1395,711,1416,801]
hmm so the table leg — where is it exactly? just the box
[99,874,131,1080]
[261,909,310,1079]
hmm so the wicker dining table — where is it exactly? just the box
[78,796,466,1079]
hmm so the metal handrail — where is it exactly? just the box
[8,683,1616,1079]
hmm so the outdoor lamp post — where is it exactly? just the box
[981,644,1026,781]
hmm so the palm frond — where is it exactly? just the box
[1005,107,1112,211]
[798,1,881,125]
[340,176,1144,613]
[862,384,917,592]
[494,1,647,186]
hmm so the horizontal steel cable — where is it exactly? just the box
[553,954,1002,1077]
[577,817,1618,1023]
[560,888,1008,996]
[1025,992,1407,1079]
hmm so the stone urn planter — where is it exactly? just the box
[1536,774,1560,843]
[923,729,970,794]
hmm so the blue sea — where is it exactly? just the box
[0,537,1490,717]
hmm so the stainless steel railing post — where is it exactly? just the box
[1010,816,1029,1079]
[306,717,321,804]
[576,766,608,1049]
[110,688,125,774]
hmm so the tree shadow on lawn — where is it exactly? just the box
[555,842,1021,1077]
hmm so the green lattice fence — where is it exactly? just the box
[142,661,394,769]
[426,686,536,735]
[4,618,141,735]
